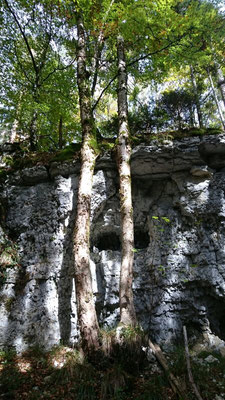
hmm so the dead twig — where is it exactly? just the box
[148,338,188,399]
[183,325,204,400]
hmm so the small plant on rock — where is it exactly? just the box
[0,236,20,286]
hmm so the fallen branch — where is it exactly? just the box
[183,326,204,400]
[148,338,188,399]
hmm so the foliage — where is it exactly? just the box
[119,324,144,341]
[99,97,223,139]
[1,0,224,150]
[0,235,20,286]
[159,89,196,130]
[50,143,82,162]
[0,0,80,149]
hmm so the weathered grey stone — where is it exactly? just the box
[49,160,80,178]
[198,134,225,169]
[21,166,49,184]
[204,355,220,363]
[1,134,225,352]
[190,166,213,177]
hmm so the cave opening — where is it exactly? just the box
[208,302,225,341]
[93,232,121,251]
[134,229,149,249]
[93,229,150,251]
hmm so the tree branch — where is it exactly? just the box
[183,326,204,400]
[148,339,188,400]
[92,72,117,111]
[127,35,185,69]
[4,0,38,74]
[91,0,115,96]
[13,42,33,84]
[39,32,52,73]
[92,36,184,111]
[40,56,76,85]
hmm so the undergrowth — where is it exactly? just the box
[0,342,224,400]
[0,127,223,184]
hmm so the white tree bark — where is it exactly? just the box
[190,66,203,128]
[208,70,225,130]
[117,35,136,326]
[216,66,225,108]
[74,13,100,353]
[183,326,203,400]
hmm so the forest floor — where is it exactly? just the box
[0,344,224,400]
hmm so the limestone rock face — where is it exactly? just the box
[1,134,225,352]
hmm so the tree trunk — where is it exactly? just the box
[216,65,225,108]
[208,70,225,131]
[189,105,195,127]
[11,119,19,144]
[29,111,38,151]
[190,66,203,129]
[58,116,63,149]
[74,13,100,353]
[177,109,182,130]
[11,92,23,143]
[117,35,137,327]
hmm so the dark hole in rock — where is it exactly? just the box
[184,321,203,338]
[94,233,121,251]
[7,228,21,241]
[134,229,149,249]
[218,314,225,341]
[208,301,225,341]
[179,286,225,341]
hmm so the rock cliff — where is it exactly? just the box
[1,134,225,352]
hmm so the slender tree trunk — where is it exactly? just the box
[177,109,182,130]
[74,13,100,353]
[208,70,225,130]
[29,111,38,151]
[58,116,63,149]
[117,35,137,327]
[216,65,225,108]
[11,119,19,143]
[29,87,40,151]
[11,92,23,143]
[189,105,194,127]
[190,66,203,129]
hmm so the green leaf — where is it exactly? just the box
[161,217,171,223]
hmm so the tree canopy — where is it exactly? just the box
[0,0,224,148]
